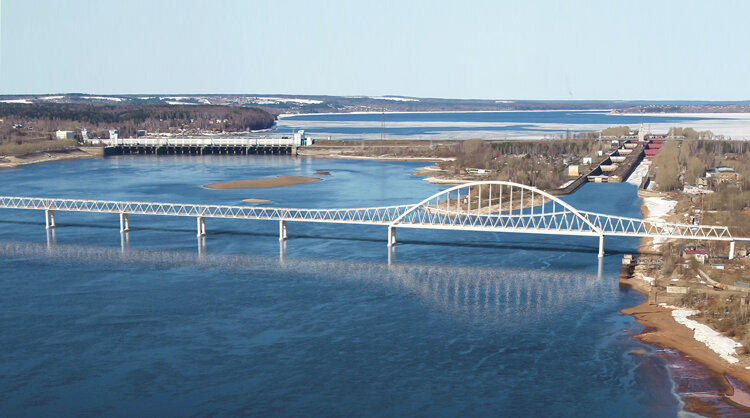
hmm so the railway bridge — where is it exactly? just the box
[0,181,746,258]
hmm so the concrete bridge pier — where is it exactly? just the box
[119,213,130,233]
[598,235,605,258]
[197,216,206,237]
[730,241,736,260]
[45,209,56,230]
[279,220,288,241]
[387,226,396,247]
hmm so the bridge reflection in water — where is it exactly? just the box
[0,238,608,324]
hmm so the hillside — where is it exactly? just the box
[0,103,276,140]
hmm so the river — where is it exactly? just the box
[0,155,687,416]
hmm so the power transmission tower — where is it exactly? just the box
[381,108,385,141]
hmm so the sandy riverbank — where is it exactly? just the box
[621,280,750,410]
[205,176,322,189]
[622,194,750,412]
[0,148,99,168]
[242,198,271,203]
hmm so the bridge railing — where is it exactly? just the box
[579,210,733,240]
[0,196,411,224]
[0,180,746,258]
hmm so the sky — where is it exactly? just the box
[1,0,749,100]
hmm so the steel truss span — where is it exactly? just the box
[0,181,746,258]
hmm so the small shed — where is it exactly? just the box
[55,130,75,140]
[683,249,708,264]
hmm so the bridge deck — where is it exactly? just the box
[1,179,747,259]
[0,195,740,241]
[0,197,411,225]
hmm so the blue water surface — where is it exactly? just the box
[0,156,681,416]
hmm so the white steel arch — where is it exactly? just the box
[390,181,603,234]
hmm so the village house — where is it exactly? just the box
[705,166,740,183]
[683,249,708,264]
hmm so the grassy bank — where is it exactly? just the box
[0,139,78,156]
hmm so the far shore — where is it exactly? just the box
[205,176,322,189]
[277,109,616,119]
[296,151,453,163]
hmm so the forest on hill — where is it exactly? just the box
[0,103,276,139]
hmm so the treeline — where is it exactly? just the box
[0,103,276,138]
[667,127,717,140]
[651,139,750,213]
[652,139,750,191]
[439,139,608,190]
[491,139,607,157]
[600,126,631,137]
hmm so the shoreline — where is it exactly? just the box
[0,148,100,169]
[296,151,453,163]
[623,196,750,413]
[204,176,322,189]
[277,108,617,119]
[621,280,750,412]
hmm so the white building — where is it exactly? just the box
[55,130,75,140]
[293,130,311,146]
[109,129,119,141]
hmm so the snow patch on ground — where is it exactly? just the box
[626,160,650,186]
[369,96,420,102]
[166,101,197,105]
[672,309,742,364]
[249,97,323,105]
[558,180,574,188]
[644,197,677,221]
[643,196,678,245]
[0,99,32,104]
[40,95,64,100]
[81,96,123,102]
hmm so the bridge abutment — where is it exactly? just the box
[598,235,605,258]
[730,241,736,260]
